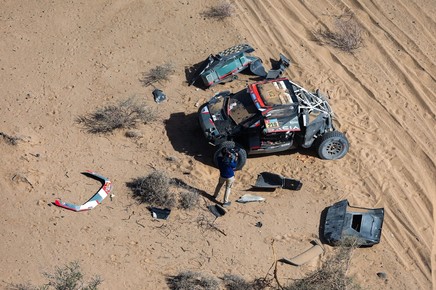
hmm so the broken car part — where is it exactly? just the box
[280,239,324,266]
[323,199,384,246]
[54,170,112,212]
[254,172,302,190]
[236,194,266,203]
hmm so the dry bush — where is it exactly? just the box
[7,283,40,290]
[179,190,199,210]
[315,13,363,52]
[9,261,102,290]
[201,1,234,21]
[127,170,177,208]
[76,97,156,134]
[283,239,361,290]
[0,132,21,145]
[222,274,270,290]
[166,271,219,290]
[140,62,175,87]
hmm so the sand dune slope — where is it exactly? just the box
[233,0,435,288]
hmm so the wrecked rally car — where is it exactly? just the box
[189,43,289,88]
[198,77,349,169]
[323,199,384,246]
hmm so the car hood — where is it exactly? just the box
[323,199,384,246]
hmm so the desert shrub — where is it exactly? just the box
[127,170,176,208]
[7,283,40,290]
[140,62,175,87]
[166,271,219,290]
[0,132,21,145]
[315,12,363,52]
[283,240,361,290]
[9,261,102,290]
[178,190,199,210]
[222,274,270,290]
[76,97,156,134]
[201,1,234,21]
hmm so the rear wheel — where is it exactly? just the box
[316,131,349,160]
[213,141,247,170]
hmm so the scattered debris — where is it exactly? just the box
[236,194,265,203]
[208,204,227,217]
[265,54,291,79]
[377,272,387,279]
[149,207,171,220]
[323,199,385,246]
[255,221,263,228]
[254,172,302,190]
[280,239,324,266]
[152,88,167,103]
[54,171,112,212]
[189,43,290,88]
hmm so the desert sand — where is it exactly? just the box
[0,0,434,289]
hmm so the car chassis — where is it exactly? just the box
[198,77,349,168]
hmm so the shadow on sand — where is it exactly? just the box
[165,111,215,168]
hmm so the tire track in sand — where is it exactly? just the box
[231,0,435,288]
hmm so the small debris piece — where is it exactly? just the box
[254,172,302,190]
[255,221,263,228]
[152,89,166,103]
[236,194,265,203]
[149,207,171,220]
[208,204,227,217]
[280,240,324,266]
[377,272,387,279]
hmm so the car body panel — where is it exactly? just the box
[323,199,384,246]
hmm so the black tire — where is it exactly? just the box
[316,131,349,160]
[213,141,247,170]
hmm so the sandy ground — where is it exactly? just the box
[0,0,434,289]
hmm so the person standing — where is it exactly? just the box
[213,147,238,207]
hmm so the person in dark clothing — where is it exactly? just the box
[213,147,238,207]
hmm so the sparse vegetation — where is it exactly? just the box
[127,172,203,210]
[202,1,234,21]
[140,62,175,87]
[222,274,270,290]
[127,170,177,208]
[283,238,361,290]
[76,97,156,134]
[166,271,220,290]
[9,261,102,290]
[314,12,363,52]
[179,190,199,210]
[0,131,21,145]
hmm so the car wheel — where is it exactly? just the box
[214,141,247,170]
[316,131,349,160]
